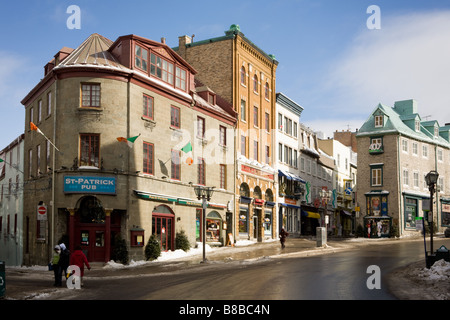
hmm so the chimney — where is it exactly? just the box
[161,37,166,44]
[178,35,192,58]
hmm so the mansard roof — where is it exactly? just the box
[357,99,450,147]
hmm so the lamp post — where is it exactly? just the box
[194,185,214,263]
[425,170,439,255]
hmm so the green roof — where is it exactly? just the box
[357,99,450,147]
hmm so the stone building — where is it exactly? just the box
[175,24,279,241]
[0,134,25,266]
[356,99,450,237]
[20,33,236,265]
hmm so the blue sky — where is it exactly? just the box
[1,0,450,148]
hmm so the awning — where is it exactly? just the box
[301,209,321,219]
[342,210,352,216]
[265,201,276,208]
[280,203,302,209]
[240,196,252,204]
[278,169,306,183]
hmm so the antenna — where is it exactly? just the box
[423,115,432,121]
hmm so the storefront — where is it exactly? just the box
[364,190,391,238]
[300,206,320,235]
[442,200,450,227]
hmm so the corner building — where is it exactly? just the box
[21,33,236,265]
[175,25,279,241]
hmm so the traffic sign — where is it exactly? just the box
[37,205,47,220]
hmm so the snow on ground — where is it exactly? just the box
[417,259,450,281]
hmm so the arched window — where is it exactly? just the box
[240,67,246,85]
[77,196,105,223]
[254,186,262,199]
[239,183,250,197]
[265,189,274,202]
[253,74,258,93]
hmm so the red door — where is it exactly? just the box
[78,228,105,262]
[152,214,174,251]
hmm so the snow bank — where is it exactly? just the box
[418,259,450,281]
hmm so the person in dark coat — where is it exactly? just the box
[59,243,70,281]
[279,228,289,249]
[51,245,61,286]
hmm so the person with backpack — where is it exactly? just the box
[59,243,70,283]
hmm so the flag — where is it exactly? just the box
[30,122,60,152]
[181,141,193,165]
[30,122,44,135]
[117,134,140,148]
[0,158,3,163]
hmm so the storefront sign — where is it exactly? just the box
[64,176,116,195]
[241,164,274,180]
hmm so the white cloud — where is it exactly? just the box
[312,10,450,127]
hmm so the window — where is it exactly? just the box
[219,126,226,146]
[143,94,154,119]
[80,134,100,167]
[438,149,443,162]
[278,143,283,162]
[253,106,258,127]
[28,149,32,178]
[198,157,205,185]
[403,169,409,186]
[402,139,408,153]
[253,74,258,93]
[38,100,42,122]
[241,135,246,156]
[264,82,269,99]
[278,113,283,130]
[293,122,297,138]
[47,91,52,116]
[220,164,226,189]
[240,100,246,121]
[240,67,246,85]
[135,45,148,71]
[81,84,101,108]
[254,140,258,161]
[46,140,50,172]
[371,166,383,186]
[36,145,41,174]
[265,145,270,164]
[415,120,420,132]
[294,150,298,168]
[369,137,383,153]
[170,106,180,128]
[265,113,270,131]
[30,107,34,124]
[374,115,383,127]
[422,145,428,158]
[175,66,186,91]
[171,149,181,180]
[143,142,154,175]
[288,148,293,166]
[412,142,418,156]
[197,116,205,138]
[413,172,419,188]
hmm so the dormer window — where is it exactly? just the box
[207,92,216,105]
[135,45,148,72]
[415,120,420,132]
[374,115,383,127]
[434,126,439,137]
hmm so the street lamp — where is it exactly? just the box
[425,170,439,255]
[194,185,215,263]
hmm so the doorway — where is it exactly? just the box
[152,205,175,251]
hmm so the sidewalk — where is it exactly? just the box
[2,236,418,300]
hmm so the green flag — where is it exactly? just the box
[0,158,3,163]
[181,141,192,153]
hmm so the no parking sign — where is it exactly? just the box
[37,205,47,221]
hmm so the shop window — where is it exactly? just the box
[206,211,222,242]
[404,197,418,229]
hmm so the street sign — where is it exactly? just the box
[37,205,47,221]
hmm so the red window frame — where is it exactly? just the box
[171,149,181,180]
[175,66,186,91]
[143,94,154,119]
[197,116,205,138]
[81,84,101,108]
[135,45,148,72]
[79,134,100,167]
[171,106,180,128]
[198,157,205,185]
[143,142,154,175]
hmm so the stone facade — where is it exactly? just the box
[356,99,450,237]
[20,33,236,265]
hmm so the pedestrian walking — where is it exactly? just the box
[70,246,91,286]
[51,245,61,286]
[279,228,289,249]
[59,243,70,282]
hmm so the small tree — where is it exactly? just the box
[145,234,161,261]
[113,234,129,265]
[175,230,191,252]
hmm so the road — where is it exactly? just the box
[47,238,443,301]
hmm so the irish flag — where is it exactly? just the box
[117,134,140,148]
[181,141,193,165]
[30,122,60,152]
